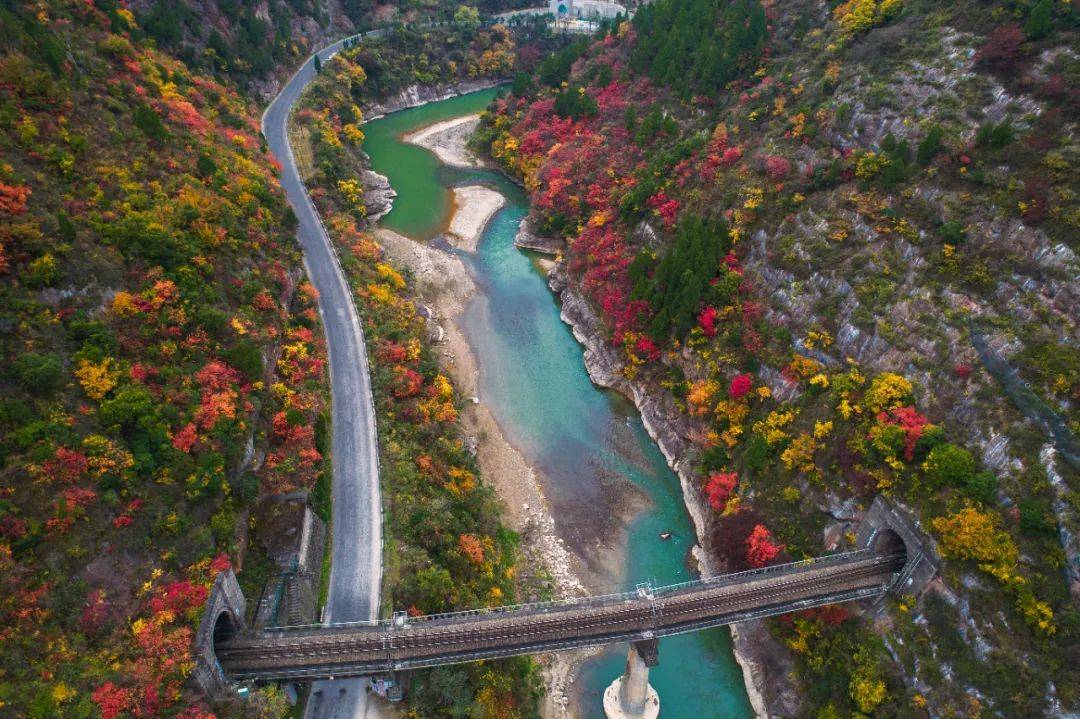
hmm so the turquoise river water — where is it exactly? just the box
[364,89,753,718]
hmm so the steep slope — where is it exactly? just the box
[126,0,536,94]
[477,0,1079,715]
[0,2,327,716]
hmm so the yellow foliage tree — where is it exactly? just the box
[687,379,719,415]
[781,433,818,474]
[849,648,888,713]
[864,372,912,413]
[75,358,119,401]
[833,0,903,40]
[753,408,797,445]
[932,506,1018,580]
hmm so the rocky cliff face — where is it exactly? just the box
[362,79,506,119]
[748,39,1076,472]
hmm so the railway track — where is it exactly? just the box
[218,552,904,681]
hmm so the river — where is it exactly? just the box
[363,88,753,719]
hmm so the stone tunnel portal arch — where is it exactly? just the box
[194,569,247,699]
[856,496,939,596]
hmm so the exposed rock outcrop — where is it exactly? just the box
[361,79,505,120]
[361,169,395,223]
[515,220,566,255]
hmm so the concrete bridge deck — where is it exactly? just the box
[217,549,904,682]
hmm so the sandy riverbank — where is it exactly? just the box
[405,114,506,252]
[373,227,591,592]
[403,114,484,168]
[446,186,506,252]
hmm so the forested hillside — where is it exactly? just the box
[128,0,534,90]
[478,0,1080,715]
[0,1,327,715]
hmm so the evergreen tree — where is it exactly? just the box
[635,216,733,341]
[1024,0,1053,40]
[916,125,944,165]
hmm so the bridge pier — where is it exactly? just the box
[603,639,659,719]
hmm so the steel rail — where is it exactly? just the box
[223,581,890,680]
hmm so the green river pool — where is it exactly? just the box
[363,89,753,719]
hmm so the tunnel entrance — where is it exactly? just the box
[872,528,908,566]
[213,610,240,649]
[193,568,248,699]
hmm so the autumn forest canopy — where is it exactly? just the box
[1,0,1079,716]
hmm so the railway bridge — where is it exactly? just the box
[197,497,938,717]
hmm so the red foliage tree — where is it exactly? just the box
[195,359,240,391]
[703,471,738,511]
[376,340,408,364]
[746,524,784,567]
[698,306,718,336]
[172,422,197,452]
[147,580,209,614]
[209,553,232,573]
[0,183,31,215]
[729,373,753,399]
[764,155,791,180]
[975,24,1027,69]
[458,534,485,564]
[721,146,744,166]
[43,447,89,484]
[709,509,763,571]
[392,366,424,398]
[634,335,661,361]
[646,190,679,228]
[876,405,930,461]
[93,682,133,719]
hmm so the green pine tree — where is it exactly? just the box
[1024,0,1053,40]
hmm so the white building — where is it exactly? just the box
[548,0,627,21]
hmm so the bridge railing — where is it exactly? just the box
[655,548,877,595]
[257,548,898,635]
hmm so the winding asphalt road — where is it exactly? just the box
[262,38,383,718]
